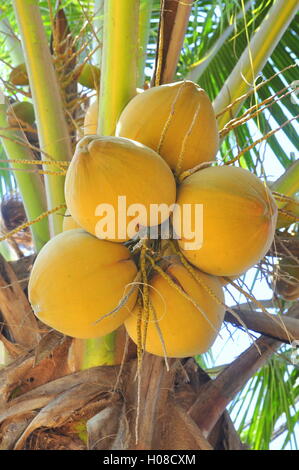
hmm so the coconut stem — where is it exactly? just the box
[12,0,73,236]
[271,160,299,208]
[75,333,117,369]
[137,0,153,88]
[98,0,140,136]
[77,0,141,372]
[0,96,50,251]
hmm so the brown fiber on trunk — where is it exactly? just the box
[1,255,297,450]
[0,254,40,348]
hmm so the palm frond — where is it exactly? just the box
[229,350,299,450]
[177,0,299,173]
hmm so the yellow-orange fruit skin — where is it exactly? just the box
[62,209,81,231]
[28,230,138,339]
[173,166,278,277]
[125,261,225,358]
[65,136,176,242]
[83,100,98,135]
[116,80,219,173]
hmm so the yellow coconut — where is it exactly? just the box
[9,63,29,86]
[62,209,81,231]
[173,166,278,277]
[116,80,219,174]
[65,136,176,242]
[125,259,225,357]
[275,257,299,301]
[28,229,138,339]
[83,100,99,135]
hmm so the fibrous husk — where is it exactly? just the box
[0,351,248,450]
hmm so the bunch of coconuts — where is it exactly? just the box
[28,80,278,358]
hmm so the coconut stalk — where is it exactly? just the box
[98,0,140,136]
[271,160,299,207]
[213,0,298,129]
[187,0,252,82]
[12,0,72,236]
[137,0,153,88]
[0,12,24,65]
[0,95,49,251]
[76,0,141,370]
[70,336,118,371]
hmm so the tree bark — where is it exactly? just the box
[225,302,299,343]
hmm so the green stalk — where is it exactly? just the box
[81,0,141,370]
[0,96,50,251]
[0,12,49,252]
[12,0,72,236]
[98,0,140,136]
[137,0,153,88]
[213,0,298,129]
